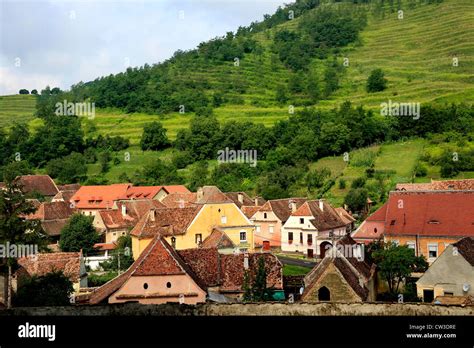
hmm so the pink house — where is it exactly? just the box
[351,203,387,244]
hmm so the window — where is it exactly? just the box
[269,225,274,234]
[221,216,227,224]
[166,282,172,289]
[307,234,313,246]
[407,241,416,253]
[263,213,267,219]
[300,218,304,224]
[428,244,438,259]
[288,232,293,244]
[374,228,378,233]
[143,283,148,289]
[195,234,202,244]
[240,231,247,242]
[256,225,261,233]
[171,237,176,248]
[299,232,303,244]
[444,291,453,296]
[392,240,399,246]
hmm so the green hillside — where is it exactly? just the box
[0,0,473,209]
[1,0,472,142]
[0,95,36,127]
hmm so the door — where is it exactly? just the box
[423,289,434,303]
[262,241,270,251]
[307,249,314,258]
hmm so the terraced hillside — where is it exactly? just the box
[1,0,472,143]
[0,94,36,127]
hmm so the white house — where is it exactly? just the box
[281,200,349,258]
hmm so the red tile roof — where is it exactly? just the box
[178,248,283,292]
[161,192,198,208]
[200,228,235,249]
[70,184,131,209]
[26,201,77,236]
[98,200,165,230]
[15,175,59,196]
[241,205,261,219]
[162,185,191,194]
[130,206,202,238]
[396,179,474,191]
[384,191,474,237]
[351,203,388,241]
[335,207,356,225]
[123,186,162,200]
[17,252,83,283]
[87,236,204,304]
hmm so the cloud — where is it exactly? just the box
[0,0,286,95]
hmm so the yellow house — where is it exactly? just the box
[131,186,255,259]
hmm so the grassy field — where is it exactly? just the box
[0,94,36,127]
[282,264,312,276]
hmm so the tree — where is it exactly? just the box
[275,84,288,104]
[46,152,87,184]
[140,121,170,151]
[319,122,350,155]
[14,271,74,307]
[19,89,29,95]
[344,188,368,213]
[98,151,112,173]
[242,256,272,302]
[372,242,428,294]
[0,178,46,308]
[59,214,99,254]
[306,167,331,192]
[323,66,339,97]
[188,161,209,192]
[30,89,38,95]
[367,68,388,92]
[137,159,184,185]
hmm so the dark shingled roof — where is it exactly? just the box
[303,235,373,301]
[453,237,474,266]
[258,198,307,223]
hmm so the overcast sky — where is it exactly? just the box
[0,0,286,95]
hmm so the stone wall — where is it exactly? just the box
[2,302,474,316]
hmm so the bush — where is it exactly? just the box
[172,151,194,169]
[140,121,171,151]
[14,271,74,307]
[338,178,346,189]
[88,272,118,287]
[366,69,387,93]
[351,177,366,189]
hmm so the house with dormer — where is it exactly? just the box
[130,186,256,258]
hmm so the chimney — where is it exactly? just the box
[197,187,204,201]
[243,253,249,270]
[237,193,244,204]
[254,197,259,206]
[150,209,156,222]
[121,204,127,217]
[290,200,297,213]
[319,199,324,211]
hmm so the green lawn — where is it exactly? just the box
[283,264,313,276]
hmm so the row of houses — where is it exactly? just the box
[2,175,473,306]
